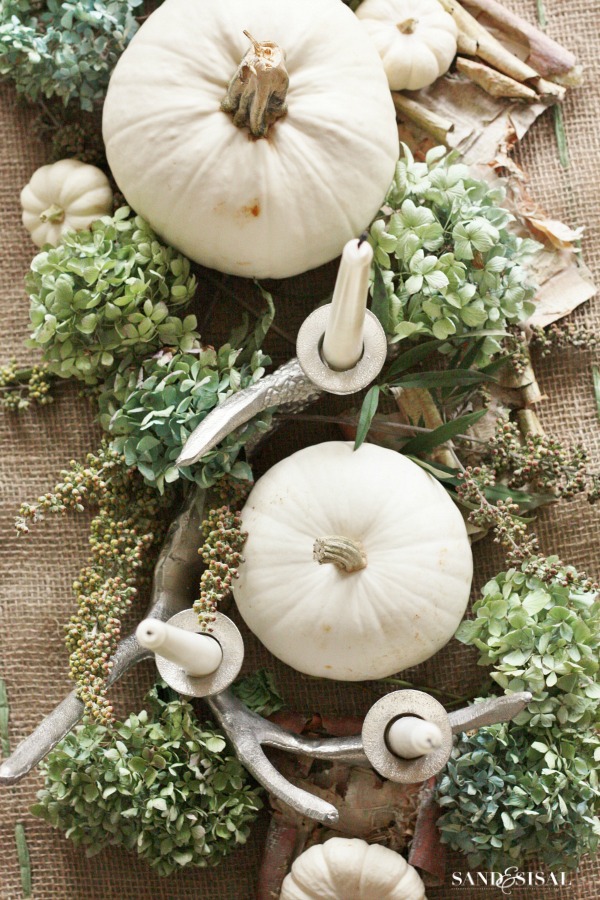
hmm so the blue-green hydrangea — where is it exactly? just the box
[0,0,144,110]
[27,208,198,384]
[370,145,540,365]
[98,345,272,493]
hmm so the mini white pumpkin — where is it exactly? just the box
[20,159,113,248]
[233,442,472,681]
[280,837,427,900]
[356,0,458,91]
[102,0,399,280]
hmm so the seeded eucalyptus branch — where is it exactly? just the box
[16,442,172,723]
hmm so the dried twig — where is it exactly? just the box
[392,93,454,144]
[464,0,577,76]
[456,57,538,100]
[439,0,539,82]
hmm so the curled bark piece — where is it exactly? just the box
[392,93,454,144]
[439,0,538,82]
[463,0,577,77]
[517,407,546,438]
[456,57,538,99]
[408,776,446,885]
[257,813,301,900]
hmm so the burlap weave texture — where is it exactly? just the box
[1,1,599,897]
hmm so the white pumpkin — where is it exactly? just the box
[234,442,472,681]
[102,0,399,280]
[20,159,113,248]
[356,0,458,91]
[280,837,427,900]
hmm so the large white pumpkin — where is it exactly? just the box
[234,442,472,680]
[102,0,399,280]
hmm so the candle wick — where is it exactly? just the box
[357,231,369,248]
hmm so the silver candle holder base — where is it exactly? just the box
[155,610,244,698]
[296,305,387,395]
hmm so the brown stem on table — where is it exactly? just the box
[438,0,539,82]
[456,57,539,100]
[516,407,546,438]
[392,93,454,145]
[462,0,577,77]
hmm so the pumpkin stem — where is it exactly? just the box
[221,31,289,138]
[39,203,65,224]
[397,17,418,34]
[313,536,367,573]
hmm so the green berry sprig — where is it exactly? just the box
[16,442,172,723]
[0,360,54,412]
[194,478,251,629]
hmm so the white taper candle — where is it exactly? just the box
[321,237,374,371]
[136,618,223,677]
[386,716,444,759]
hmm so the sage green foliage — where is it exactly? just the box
[456,563,600,729]
[370,145,539,364]
[436,561,600,870]
[0,0,143,110]
[31,683,263,876]
[437,719,600,869]
[27,208,198,385]
[98,345,272,493]
[231,669,285,717]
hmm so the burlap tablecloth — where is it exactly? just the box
[1,1,599,897]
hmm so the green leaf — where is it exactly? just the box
[384,339,440,380]
[400,409,487,455]
[390,369,497,389]
[354,385,380,451]
[371,264,391,333]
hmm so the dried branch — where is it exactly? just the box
[456,57,538,100]
[392,93,454,144]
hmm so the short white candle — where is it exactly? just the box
[386,716,444,759]
[321,237,374,371]
[136,618,223,677]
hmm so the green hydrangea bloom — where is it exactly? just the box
[31,683,263,876]
[98,345,272,493]
[27,208,198,384]
[370,145,541,364]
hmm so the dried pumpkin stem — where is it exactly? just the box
[313,536,367,573]
[397,18,418,34]
[39,203,65,224]
[221,31,289,138]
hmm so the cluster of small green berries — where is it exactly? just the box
[16,442,171,723]
[0,360,54,412]
[456,466,539,559]
[487,419,591,499]
[194,479,251,629]
[500,330,531,377]
[530,322,600,355]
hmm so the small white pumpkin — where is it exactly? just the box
[233,442,472,681]
[20,159,113,248]
[102,0,399,280]
[356,0,458,91]
[280,837,427,900]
